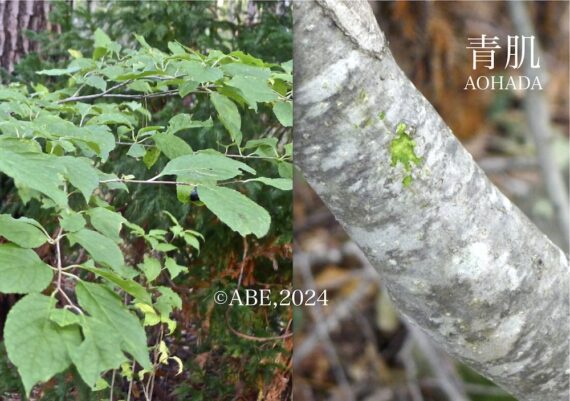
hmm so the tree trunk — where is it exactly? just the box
[293,1,569,400]
[0,0,51,73]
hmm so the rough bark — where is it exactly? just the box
[293,2,569,400]
[0,0,51,73]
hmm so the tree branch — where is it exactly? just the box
[293,2,569,400]
[58,83,214,104]
[57,80,132,104]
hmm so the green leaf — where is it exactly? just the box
[273,101,292,127]
[59,156,100,202]
[4,294,81,396]
[0,149,67,206]
[75,282,151,370]
[157,286,182,309]
[60,211,86,233]
[93,29,120,55]
[179,80,199,97]
[198,185,270,238]
[176,185,192,203]
[178,60,223,83]
[127,80,152,93]
[164,257,187,280]
[68,229,124,271]
[249,177,292,190]
[81,126,116,160]
[137,257,161,282]
[0,215,48,248]
[49,308,81,327]
[277,161,293,179]
[281,60,292,74]
[94,28,112,49]
[84,75,107,92]
[87,113,133,128]
[86,207,125,243]
[98,172,128,192]
[182,233,200,251]
[126,143,146,158]
[168,41,186,55]
[79,266,151,304]
[244,137,278,157]
[221,63,271,80]
[160,152,255,184]
[153,133,193,160]
[153,243,177,252]
[71,317,127,389]
[143,147,161,169]
[94,378,109,391]
[226,76,278,110]
[167,113,213,135]
[0,244,53,294]
[134,34,151,49]
[37,65,81,76]
[154,286,182,317]
[210,93,241,144]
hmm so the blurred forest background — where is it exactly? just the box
[293,2,568,401]
[0,1,292,400]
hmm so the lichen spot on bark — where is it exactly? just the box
[389,122,422,187]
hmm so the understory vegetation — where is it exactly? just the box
[0,2,292,400]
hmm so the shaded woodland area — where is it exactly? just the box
[0,1,292,400]
[293,2,568,401]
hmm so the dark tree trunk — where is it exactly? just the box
[0,0,52,73]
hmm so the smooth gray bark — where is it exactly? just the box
[293,1,569,400]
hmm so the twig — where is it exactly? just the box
[146,326,164,401]
[126,359,136,401]
[408,324,470,401]
[58,80,132,104]
[237,236,249,289]
[109,369,116,401]
[400,334,425,401]
[101,178,185,186]
[53,228,82,314]
[295,251,357,401]
[59,82,215,104]
[508,1,570,246]
[477,156,537,174]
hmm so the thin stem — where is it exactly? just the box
[58,80,132,104]
[109,369,116,401]
[237,237,249,289]
[55,227,64,294]
[126,359,136,401]
[59,83,216,104]
[53,227,83,314]
[225,153,287,160]
[101,178,185,186]
[147,327,164,401]
[116,141,152,147]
